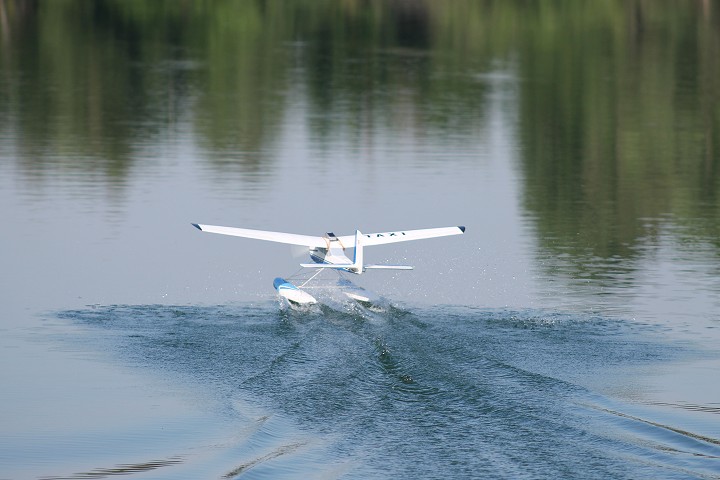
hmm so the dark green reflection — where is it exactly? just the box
[1,0,718,263]
[0,0,494,185]
[516,0,720,275]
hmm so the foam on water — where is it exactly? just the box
[24,301,718,479]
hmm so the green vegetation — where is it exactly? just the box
[513,1,720,270]
[1,0,718,266]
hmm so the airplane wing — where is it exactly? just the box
[192,224,327,248]
[338,226,465,246]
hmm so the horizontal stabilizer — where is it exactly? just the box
[299,263,354,269]
[365,265,414,270]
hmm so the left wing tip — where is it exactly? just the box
[458,226,466,233]
[192,223,202,231]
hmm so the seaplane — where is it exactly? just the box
[192,223,465,307]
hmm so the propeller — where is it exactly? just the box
[290,244,310,259]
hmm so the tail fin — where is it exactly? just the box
[352,230,364,274]
[299,229,410,273]
[299,230,365,274]
[352,231,414,272]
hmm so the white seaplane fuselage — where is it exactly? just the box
[192,224,465,307]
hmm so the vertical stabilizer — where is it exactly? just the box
[353,230,364,274]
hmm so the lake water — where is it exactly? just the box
[1,2,720,478]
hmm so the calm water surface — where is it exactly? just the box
[1,1,720,478]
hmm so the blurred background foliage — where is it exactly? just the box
[1,0,718,266]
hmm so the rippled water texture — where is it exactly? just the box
[38,303,716,479]
[2,1,720,478]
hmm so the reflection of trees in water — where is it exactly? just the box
[0,0,490,187]
[0,0,189,189]
[516,0,720,271]
[1,0,718,257]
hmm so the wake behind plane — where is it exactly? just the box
[192,223,465,307]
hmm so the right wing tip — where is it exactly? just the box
[458,225,466,233]
[192,223,202,231]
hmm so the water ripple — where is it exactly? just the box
[39,456,184,480]
[48,302,718,479]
